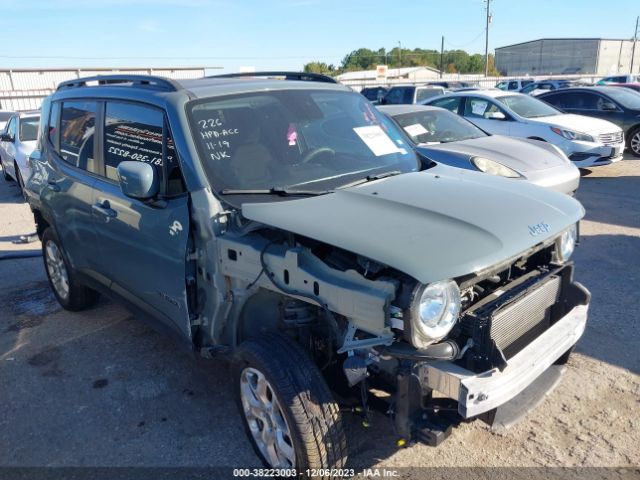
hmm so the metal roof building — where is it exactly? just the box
[495,38,640,76]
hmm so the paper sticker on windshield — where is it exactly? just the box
[403,123,429,137]
[353,125,401,156]
[471,100,488,116]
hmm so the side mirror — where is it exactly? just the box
[487,111,506,120]
[0,133,13,142]
[600,101,617,111]
[117,161,159,200]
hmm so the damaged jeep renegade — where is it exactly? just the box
[26,73,590,473]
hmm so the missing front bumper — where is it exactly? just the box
[420,298,588,419]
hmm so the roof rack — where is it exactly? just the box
[56,75,182,92]
[207,71,338,84]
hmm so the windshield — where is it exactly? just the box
[602,87,640,109]
[496,94,561,118]
[19,117,40,141]
[188,89,419,197]
[391,109,486,144]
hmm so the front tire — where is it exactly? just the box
[233,333,347,476]
[628,127,640,158]
[42,228,99,311]
[16,165,27,201]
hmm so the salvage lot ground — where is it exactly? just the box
[0,155,639,476]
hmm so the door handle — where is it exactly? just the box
[46,181,61,192]
[92,200,117,218]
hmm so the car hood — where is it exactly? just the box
[241,166,584,284]
[416,135,566,173]
[526,113,621,135]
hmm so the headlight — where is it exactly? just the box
[410,280,461,347]
[471,156,521,178]
[556,224,578,263]
[550,127,594,143]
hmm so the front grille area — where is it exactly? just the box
[456,266,570,373]
[598,131,623,146]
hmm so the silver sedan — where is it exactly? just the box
[379,104,580,195]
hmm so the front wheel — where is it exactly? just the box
[233,333,347,476]
[16,166,27,201]
[628,127,640,158]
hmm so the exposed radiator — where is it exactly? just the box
[490,275,561,356]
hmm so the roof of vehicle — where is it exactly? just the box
[17,110,40,117]
[607,82,640,87]
[538,85,634,96]
[377,104,441,115]
[438,89,516,99]
[54,73,351,101]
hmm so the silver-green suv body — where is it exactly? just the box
[26,73,590,472]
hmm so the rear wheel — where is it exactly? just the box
[42,228,99,311]
[233,333,347,477]
[1,158,12,181]
[628,127,640,157]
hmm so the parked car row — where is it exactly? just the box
[0,110,41,197]
[16,72,592,472]
[425,89,626,166]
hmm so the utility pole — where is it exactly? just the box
[398,41,402,69]
[440,36,444,78]
[484,0,492,77]
[632,16,639,74]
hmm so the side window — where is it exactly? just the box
[520,83,535,94]
[104,102,163,181]
[541,93,570,109]
[432,97,461,114]
[385,88,405,104]
[59,101,97,168]
[508,81,519,90]
[6,117,16,139]
[404,88,415,104]
[48,102,61,149]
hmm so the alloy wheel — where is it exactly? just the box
[45,240,70,300]
[631,131,640,155]
[240,367,296,468]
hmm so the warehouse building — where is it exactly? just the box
[495,38,640,76]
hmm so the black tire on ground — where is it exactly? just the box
[1,158,12,181]
[233,332,348,476]
[628,126,640,158]
[41,228,100,311]
[16,165,27,201]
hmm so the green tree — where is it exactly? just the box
[303,62,335,74]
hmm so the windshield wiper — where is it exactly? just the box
[220,187,332,196]
[340,170,402,189]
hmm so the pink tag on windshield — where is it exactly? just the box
[287,124,297,146]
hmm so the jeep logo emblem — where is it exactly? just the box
[528,222,551,236]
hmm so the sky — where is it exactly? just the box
[0,0,638,73]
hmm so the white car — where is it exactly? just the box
[424,90,624,168]
[0,111,40,197]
